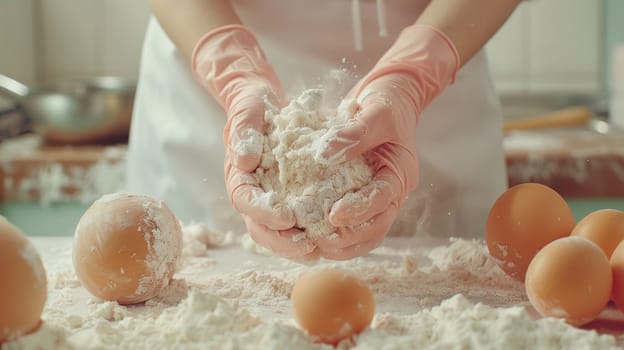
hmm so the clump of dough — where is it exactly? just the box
[255,89,373,238]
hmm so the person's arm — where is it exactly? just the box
[316,0,523,260]
[417,0,521,66]
[148,0,241,59]
[147,0,317,260]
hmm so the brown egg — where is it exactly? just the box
[291,268,375,345]
[609,240,624,310]
[486,183,575,281]
[525,236,611,326]
[571,209,624,258]
[73,193,182,304]
[0,216,47,343]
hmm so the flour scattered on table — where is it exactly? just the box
[1,323,71,350]
[6,234,624,350]
[181,222,236,257]
[254,89,373,237]
[363,295,617,349]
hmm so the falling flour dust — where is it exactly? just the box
[4,226,622,350]
[254,89,373,238]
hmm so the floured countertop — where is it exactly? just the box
[0,135,126,203]
[504,128,624,197]
[2,127,624,202]
[4,225,624,350]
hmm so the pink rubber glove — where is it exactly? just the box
[315,24,460,260]
[192,25,317,260]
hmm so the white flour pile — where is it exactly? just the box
[136,197,183,297]
[4,228,623,350]
[254,89,373,237]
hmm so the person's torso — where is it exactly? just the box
[126,1,507,238]
[233,0,430,90]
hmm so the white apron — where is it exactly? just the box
[126,0,508,238]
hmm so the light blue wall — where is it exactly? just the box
[604,0,624,93]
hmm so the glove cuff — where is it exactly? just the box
[355,24,460,113]
[191,24,281,111]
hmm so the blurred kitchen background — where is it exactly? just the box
[1,0,623,236]
[1,1,619,96]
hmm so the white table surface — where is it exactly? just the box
[31,236,449,319]
[26,236,624,346]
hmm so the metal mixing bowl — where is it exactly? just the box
[0,74,135,144]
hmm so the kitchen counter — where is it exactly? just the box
[2,128,624,202]
[0,135,126,202]
[504,128,624,197]
[6,235,622,349]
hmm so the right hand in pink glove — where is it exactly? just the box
[192,25,317,260]
[314,25,460,260]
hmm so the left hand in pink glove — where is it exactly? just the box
[314,24,460,260]
[192,25,317,260]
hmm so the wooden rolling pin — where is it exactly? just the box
[503,106,592,133]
